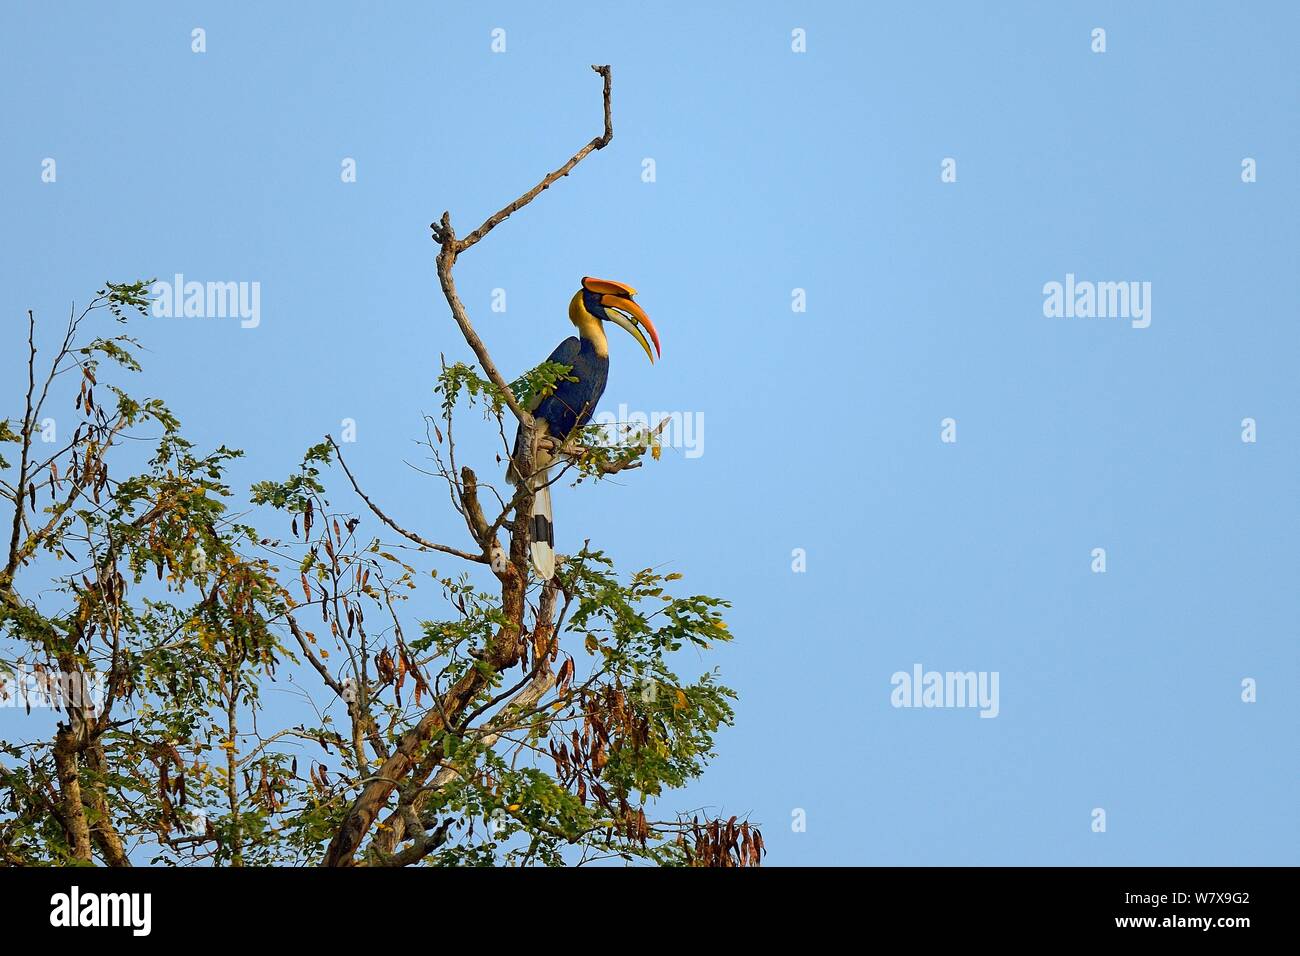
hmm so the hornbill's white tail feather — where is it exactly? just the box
[507,440,557,580]
[529,474,555,580]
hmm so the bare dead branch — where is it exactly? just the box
[380,817,453,867]
[452,64,612,256]
[428,64,613,427]
[286,613,343,696]
[2,311,39,587]
[459,466,491,546]
[431,222,534,426]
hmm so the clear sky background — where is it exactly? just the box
[2,2,1296,865]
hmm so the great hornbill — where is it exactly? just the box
[507,277,660,579]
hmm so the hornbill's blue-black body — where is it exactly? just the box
[509,277,660,579]
[531,327,609,442]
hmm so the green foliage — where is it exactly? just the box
[249,442,332,515]
[436,359,576,418]
[566,421,656,481]
[510,360,578,411]
[559,549,735,797]
[100,279,154,321]
[0,418,17,470]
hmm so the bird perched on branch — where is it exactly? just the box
[508,277,660,579]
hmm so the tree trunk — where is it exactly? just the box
[53,728,92,862]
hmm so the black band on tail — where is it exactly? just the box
[530,513,554,547]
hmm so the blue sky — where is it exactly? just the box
[2,1,1296,865]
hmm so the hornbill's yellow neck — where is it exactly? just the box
[569,291,608,357]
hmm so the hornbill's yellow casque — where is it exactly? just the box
[508,277,660,579]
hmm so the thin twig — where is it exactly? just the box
[328,435,486,564]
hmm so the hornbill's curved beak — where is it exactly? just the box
[582,276,661,364]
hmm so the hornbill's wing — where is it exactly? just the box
[510,336,582,481]
[527,336,583,413]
